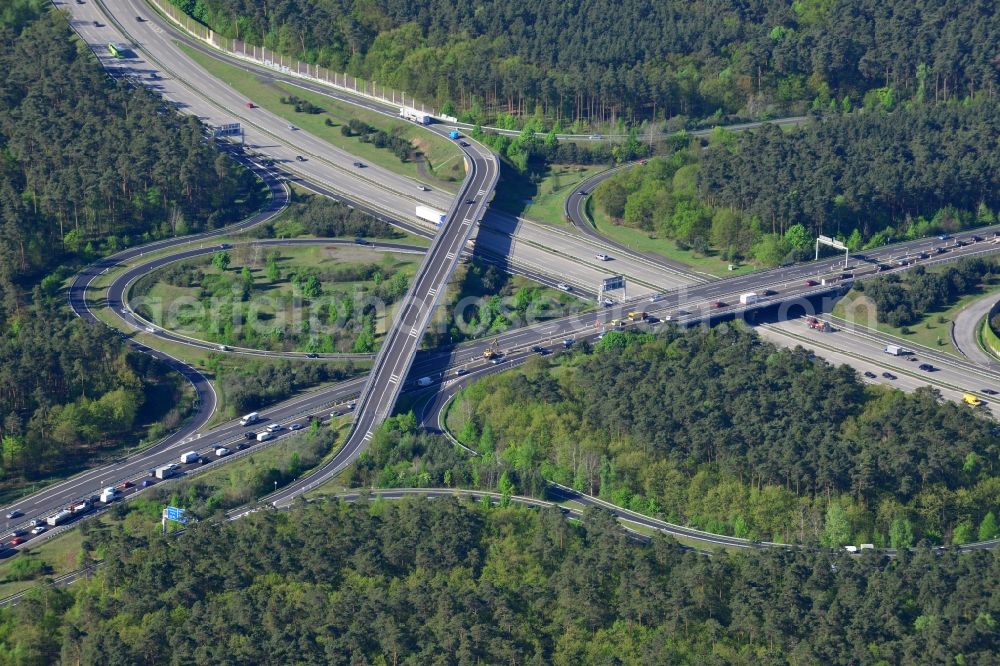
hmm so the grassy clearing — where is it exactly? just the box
[0,528,86,600]
[832,281,1000,356]
[134,244,420,353]
[179,44,464,189]
[492,164,607,225]
[588,201,753,278]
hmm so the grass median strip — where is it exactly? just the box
[178,43,462,190]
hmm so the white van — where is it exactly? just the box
[240,412,260,426]
[180,451,199,464]
[256,432,273,442]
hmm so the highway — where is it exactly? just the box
[9,214,996,548]
[1,0,995,555]
[266,115,500,504]
[951,293,1000,368]
[68,0,700,297]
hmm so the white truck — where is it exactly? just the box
[883,345,906,356]
[239,412,260,426]
[47,510,72,527]
[739,292,759,305]
[416,205,446,226]
[256,431,273,442]
[155,464,178,480]
[180,451,200,464]
[100,487,120,503]
[399,106,431,125]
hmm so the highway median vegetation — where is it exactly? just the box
[431,326,1000,548]
[4,497,1000,662]
[422,260,589,349]
[176,43,465,188]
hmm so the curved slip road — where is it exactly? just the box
[951,292,1000,368]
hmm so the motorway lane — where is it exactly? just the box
[951,292,1000,368]
[761,319,1000,416]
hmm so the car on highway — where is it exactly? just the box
[578,190,588,196]
[135,16,143,21]
[589,134,602,140]
[120,480,132,489]
[288,124,296,130]
[295,155,306,161]
[938,234,952,240]
[236,443,248,451]
[649,293,665,302]
[983,389,999,396]
[288,423,302,431]
[556,283,572,292]
[646,316,660,324]
[805,279,818,286]
[712,301,725,308]
[267,423,283,432]
[215,447,231,457]
[459,141,470,147]
[245,101,255,108]
[918,363,935,372]
[454,367,468,376]
[417,185,430,191]
[531,346,546,354]
[761,289,777,296]
[244,432,256,440]
[602,298,614,307]
[595,253,611,261]
[490,356,503,365]
[30,526,46,535]
[863,371,877,379]
[6,510,22,519]
[465,198,476,204]
[972,236,984,243]
[93,20,101,27]
[9,537,25,546]
[217,344,230,351]
[562,338,574,348]
[347,401,356,410]
[353,161,365,167]
[306,353,319,358]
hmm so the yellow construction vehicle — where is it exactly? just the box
[483,338,501,360]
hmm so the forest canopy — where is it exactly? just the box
[444,326,1000,547]
[5,498,999,664]
[594,102,1000,265]
[0,10,261,496]
[169,0,1000,125]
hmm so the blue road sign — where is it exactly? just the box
[165,506,188,524]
